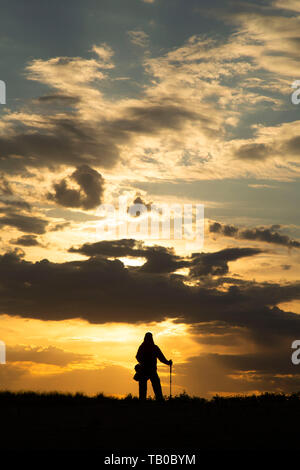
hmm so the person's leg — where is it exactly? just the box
[139,378,147,400]
[150,372,164,401]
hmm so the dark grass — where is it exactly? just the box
[1,390,300,450]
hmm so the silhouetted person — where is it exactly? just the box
[136,332,172,401]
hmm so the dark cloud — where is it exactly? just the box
[10,234,41,247]
[175,351,300,397]
[69,238,145,258]
[69,240,261,276]
[0,242,300,397]
[48,179,81,208]
[36,94,80,105]
[190,320,247,339]
[128,195,152,217]
[140,245,187,274]
[234,143,272,161]
[0,174,13,196]
[216,350,297,376]
[48,221,71,232]
[234,136,300,164]
[210,222,238,237]
[189,247,262,277]
[47,164,104,210]
[240,228,300,248]
[283,136,300,157]
[0,248,299,348]
[69,238,186,273]
[0,100,205,175]
[6,345,91,366]
[0,212,48,234]
[0,118,119,174]
[112,104,200,134]
[0,198,32,211]
[210,221,300,248]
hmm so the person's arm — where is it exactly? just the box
[156,346,172,365]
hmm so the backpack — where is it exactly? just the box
[133,363,144,381]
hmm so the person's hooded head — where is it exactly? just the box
[143,332,155,349]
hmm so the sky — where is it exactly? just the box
[0,0,300,398]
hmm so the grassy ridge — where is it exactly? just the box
[1,391,300,450]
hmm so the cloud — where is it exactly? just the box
[111,104,200,134]
[0,211,48,234]
[140,246,187,274]
[132,195,152,209]
[0,245,298,339]
[0,91,206,178]
[0,118,120,173]
[48,221,71,232]
[210,222,300,249]
[0,174,13,196]
[225,3,300,77]
[1,31,294,182]
[36,94,80,105]
[210,222,239,237]
[239,228,300,248]
[47,165,105,210]
[231,121,300,167]
[0,5,299,183]
[234,143,272,161]
[69,238,144,258]
[189,247,262,277]
[25,55,107,89]
[175,350,300,396]
[91,43,114,68]
[0,363,137,396]
[0,243,300,398]
[6,345,91,367]
[128,30,149,47]
[248,184,278,189]
[69,238,186,274]
[69,239,261,276]
[10,234,42,247]
[127,194,152,217]
[283,136,300,157]
[274,0,300,13]
[0,198,32,211]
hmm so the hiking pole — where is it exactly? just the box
[169,362,172,399]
